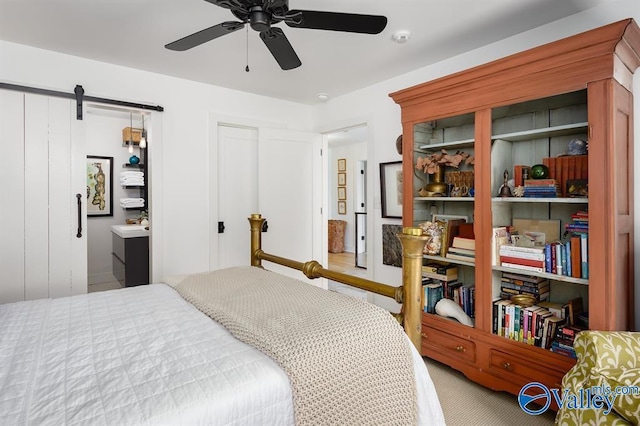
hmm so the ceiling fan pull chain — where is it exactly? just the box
[245,25,250,72]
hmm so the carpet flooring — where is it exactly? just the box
[425,357,557,425]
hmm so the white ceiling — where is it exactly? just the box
[0,0,613,105]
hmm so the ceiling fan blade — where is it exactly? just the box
[260,28,301,70]
[165,21,245,51]
[285,10,387,34]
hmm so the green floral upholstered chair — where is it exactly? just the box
[556,331,640,425]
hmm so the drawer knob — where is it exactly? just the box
[503,362,512,370]
[421,333,428,338]
[455,345,465,352]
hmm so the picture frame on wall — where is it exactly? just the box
[338,158,346,172]
[338,186,346,200]
[338,172,346,186]
[87,155,114,217]
[338,200,347,215]
[380,161,403,219]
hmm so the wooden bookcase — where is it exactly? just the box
[390,19,639,402]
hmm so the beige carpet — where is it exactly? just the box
[424,357,557,425]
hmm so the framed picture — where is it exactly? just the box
[338,186,346,200]
[87,155,114,217]
[338,158,346,172]
[380,161,403,218]
[338,172,346,186]
[432,214,469,223]
[338,200,347,215]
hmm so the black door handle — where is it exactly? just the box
[76,193,82,238]
[218,221,225,233]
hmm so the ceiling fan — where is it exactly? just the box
[165,0,388,70]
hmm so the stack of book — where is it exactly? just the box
[500,272,550,302]
[445,236,475,263]
[422,279,443,314]
[543,237,587,278]
[492,299,565,348]
[565,210,588,234]
[542,155,589,197]
[523,179,561,198]
[499,244,545,273]
[550,325,584,358]
[459,284,475,318]
[422,263,460,302]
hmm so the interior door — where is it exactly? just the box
[0,90,87,303]
[217,125,258,268]
[214,122,322,286]
[258,128,323,284]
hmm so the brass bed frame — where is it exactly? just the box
[249,214,427,349]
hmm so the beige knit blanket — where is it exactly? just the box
[176,266,418,426]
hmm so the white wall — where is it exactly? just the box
[0,41,313,281]
[312,0,640,313]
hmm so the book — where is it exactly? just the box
[499,247,545,261]
[492,226,510,266]
[538,301,564,318]
[500,262,544,273]
[580,233,588,278]
[452,236,475,250]
[501,272,547,283]
[446,252,476,263]
[422,264,458,281]
[498,244,544,254]
[423,283,443,314]
[569,237,580,278]
[448,246,476,256]
[440,219,467,257]
[543,316,566,349]
[563,241,570,276]
[499,255,545,268]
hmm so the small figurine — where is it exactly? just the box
[498,169,512,197]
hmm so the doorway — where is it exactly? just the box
[326,125,368,273]
[85,106,151,292]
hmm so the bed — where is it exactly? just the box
[0,214,445,425]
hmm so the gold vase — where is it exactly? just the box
[421,166,448,196]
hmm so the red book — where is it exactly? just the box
[500,256,545,268]
[545,157,557,181]
[571,236,582,278]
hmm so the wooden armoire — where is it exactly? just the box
[390,19,639,402]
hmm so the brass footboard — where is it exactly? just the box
[249,214,427,349]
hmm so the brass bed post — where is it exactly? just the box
[248,214,265,267]
[397,227,428,350]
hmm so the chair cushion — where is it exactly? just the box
[588,367,640,425]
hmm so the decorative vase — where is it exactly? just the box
[422,165,448,196]
[129,155,140,165]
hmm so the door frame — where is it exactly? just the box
[319,117,374,275]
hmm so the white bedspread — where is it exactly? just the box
[0,283,445,425]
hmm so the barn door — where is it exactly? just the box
[0,90,87,303]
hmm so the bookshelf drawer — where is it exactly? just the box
[488,349,563,388]
[421,326,476,363]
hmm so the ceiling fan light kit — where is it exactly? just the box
[165,0,388,70]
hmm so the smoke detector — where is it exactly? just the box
[392,30,411,44]
[317,93,329,102]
